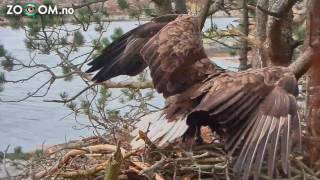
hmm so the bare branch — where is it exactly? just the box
[70,0,109,9]
[289,47,313,79]
[44,84,96,103]
[0,78,54,103]
[2,145,11,179]
[99,81,153,89]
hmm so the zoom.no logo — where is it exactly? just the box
[6,2,74,18]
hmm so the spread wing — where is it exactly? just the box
[187,68,301,179]
[88,14,301,179]
[86,14,179,82]
[130,15,224,149]
[140,15,210,97]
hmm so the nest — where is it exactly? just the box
[11,129,320,180]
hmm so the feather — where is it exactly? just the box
[195,85,244,112]
[226,94,261,129]
[226,113,256,155]
[168,119,189,142]
[233,114,265,175]
[267,117,285,177]
[296,112,302,152]
[146,116,175,142]
[211,90,246,115]
[86,16,178,82]
[158,117,188,146]
[243,116,271,179]
[216,91,258,126]
[281,114,291,174]
[130,111,188,149]
[130,111,164,137]
[253,117,278,180]
[223,92,262,151]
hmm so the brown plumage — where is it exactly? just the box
[86,14,179,82]
[87,15,301,179]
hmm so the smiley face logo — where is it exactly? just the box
[23,2,38,18]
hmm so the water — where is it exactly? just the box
[0,18,238,152]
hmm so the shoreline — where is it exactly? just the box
[0,15,237,26]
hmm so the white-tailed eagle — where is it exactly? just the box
[86,15,301,179]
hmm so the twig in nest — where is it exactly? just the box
[57,161,108,178]
[35,144,126,178]
[131,161,151,170]
[138,130,157,149]
[295,158,319,178]
[2,145,11,179]
[139,153,168,178]
[154,173,165,180]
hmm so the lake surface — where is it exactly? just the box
[0,18,238,152]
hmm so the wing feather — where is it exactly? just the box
[267,117,283,177]
[253,117,277,180]
[186,69,300,179]
[281,114,291,174]
[233,114,266,175]
[244,116,272,179]
[86,15,178,82]
[140,15,208,97]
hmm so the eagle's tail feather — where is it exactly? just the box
[130,111,189,149]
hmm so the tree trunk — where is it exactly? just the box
[174,0,188,14]
[307,0,320,164]
[255,0,298,67]
[199,0,212,29]
[152,0,173,16]
[290,0,320,165]
[254,0,268,68]
[265,1,295,66]
[309,54,320,164]
[238,0,249,70]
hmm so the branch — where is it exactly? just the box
[199,0,212,30]
[2,145,11,179]
[99,81,154,89]
[70,0,108,9]
[35,144,126,179]
[289,47,314,79]
[139,155,167,177]
[57,162,108,178]
[43,84,96,103]
[251,0,299,18]
[291,40,304,50]
[203,34,241,50]
[0,78,54,103]
[255,5,283,18]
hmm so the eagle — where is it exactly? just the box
[86,15,301,179]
